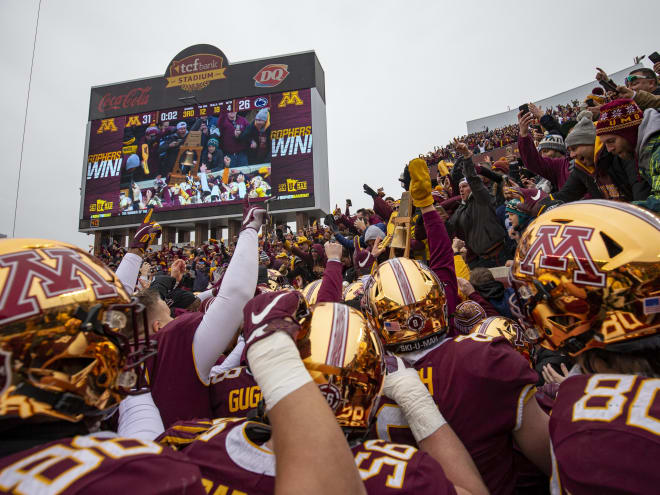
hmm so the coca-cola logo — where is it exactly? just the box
[254,64,289,88]
[97,87,151,114]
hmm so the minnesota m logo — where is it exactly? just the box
[278,91,303,108]
[97,118,118,134]
[0,248,119,325]
[519,225,605,287]
[126,115,141,127]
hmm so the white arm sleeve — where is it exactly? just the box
[114,253,143,295]
[209,335,246,378]
[117,393,165,441]
[193,228,258,384]
[197,289,214,301]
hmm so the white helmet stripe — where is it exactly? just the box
[388,259,416,306]
[326,303,349,367]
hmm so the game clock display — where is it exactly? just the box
[83,89,313,219]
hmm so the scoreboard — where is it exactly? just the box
[79,44,328,233]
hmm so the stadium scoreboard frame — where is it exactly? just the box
[79,44,328,237]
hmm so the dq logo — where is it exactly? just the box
[278,91,303,108]
[254,64,289,88]
[97,118,118,134]
[89,199,114,213]
[279,179,308,193]
[519,225,606,287]
[0,248,119,325]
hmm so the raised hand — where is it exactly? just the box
[130,209,161,253]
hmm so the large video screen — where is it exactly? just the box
[83,88,313,219]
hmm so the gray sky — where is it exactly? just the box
[2,0,658,248]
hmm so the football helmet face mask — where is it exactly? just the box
[364,258,449,353]
[511,200,660,356]
[0,239,156,422]
[473,316,533,361]
[297,302,385,433]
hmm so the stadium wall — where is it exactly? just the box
[466,64,643,134]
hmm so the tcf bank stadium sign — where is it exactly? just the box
[165,53,226,91]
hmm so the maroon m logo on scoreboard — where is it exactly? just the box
[0,248,119,326]
[519,225,606,287]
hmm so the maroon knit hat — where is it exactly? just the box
[596,99,643,149]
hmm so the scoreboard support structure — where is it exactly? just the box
[194,223,208,246]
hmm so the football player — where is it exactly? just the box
[0,238,206,493]
[510,199,660,493]
[209,240,345,419]
[118,203,266,428]
[159,293,487,494]
[363,157,551,493]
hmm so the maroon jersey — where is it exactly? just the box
[209,366,261,418]
[148,312,211,428]
[159,418,456,495]
[373,334,539,494]
[0,433,204,494]
[549,373,660,494]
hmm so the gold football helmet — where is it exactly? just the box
[297,302,385,433]
[511,200,660,356]
[301,279,323,305]
[364,257,448,353]
[267,268,286,291]
[473,316,533,360]
[343,279,365,303]
[0,239,156,422]
[454,300,487,334]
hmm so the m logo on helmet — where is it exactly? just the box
[0,248,119,325]
[520,225,606,287]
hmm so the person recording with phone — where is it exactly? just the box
[517,103,572,192]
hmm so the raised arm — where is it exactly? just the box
[316,241,344,303]
[408,158,459,315]
[517,111,566,187]
[115,209,161,293]
[242,291,366,495]
[192,204,264,384]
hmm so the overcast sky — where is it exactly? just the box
[2,0,658,248]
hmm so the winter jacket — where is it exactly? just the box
[218,114,249,154]
[447,157,507,256]
[636,108,660,200]
[634,89,660,110]
[474,280,515,319]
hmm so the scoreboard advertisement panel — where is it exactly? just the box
[80,44,327,231]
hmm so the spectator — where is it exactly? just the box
[636,108,660,207]
[240,108,271,165]
[447,142,509,269]
[554,112,646,203]
[218,111,250,167]
[626,67,660,95]
[518,110,571,191]
[469,267,515,319]
[201,137,227,172]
